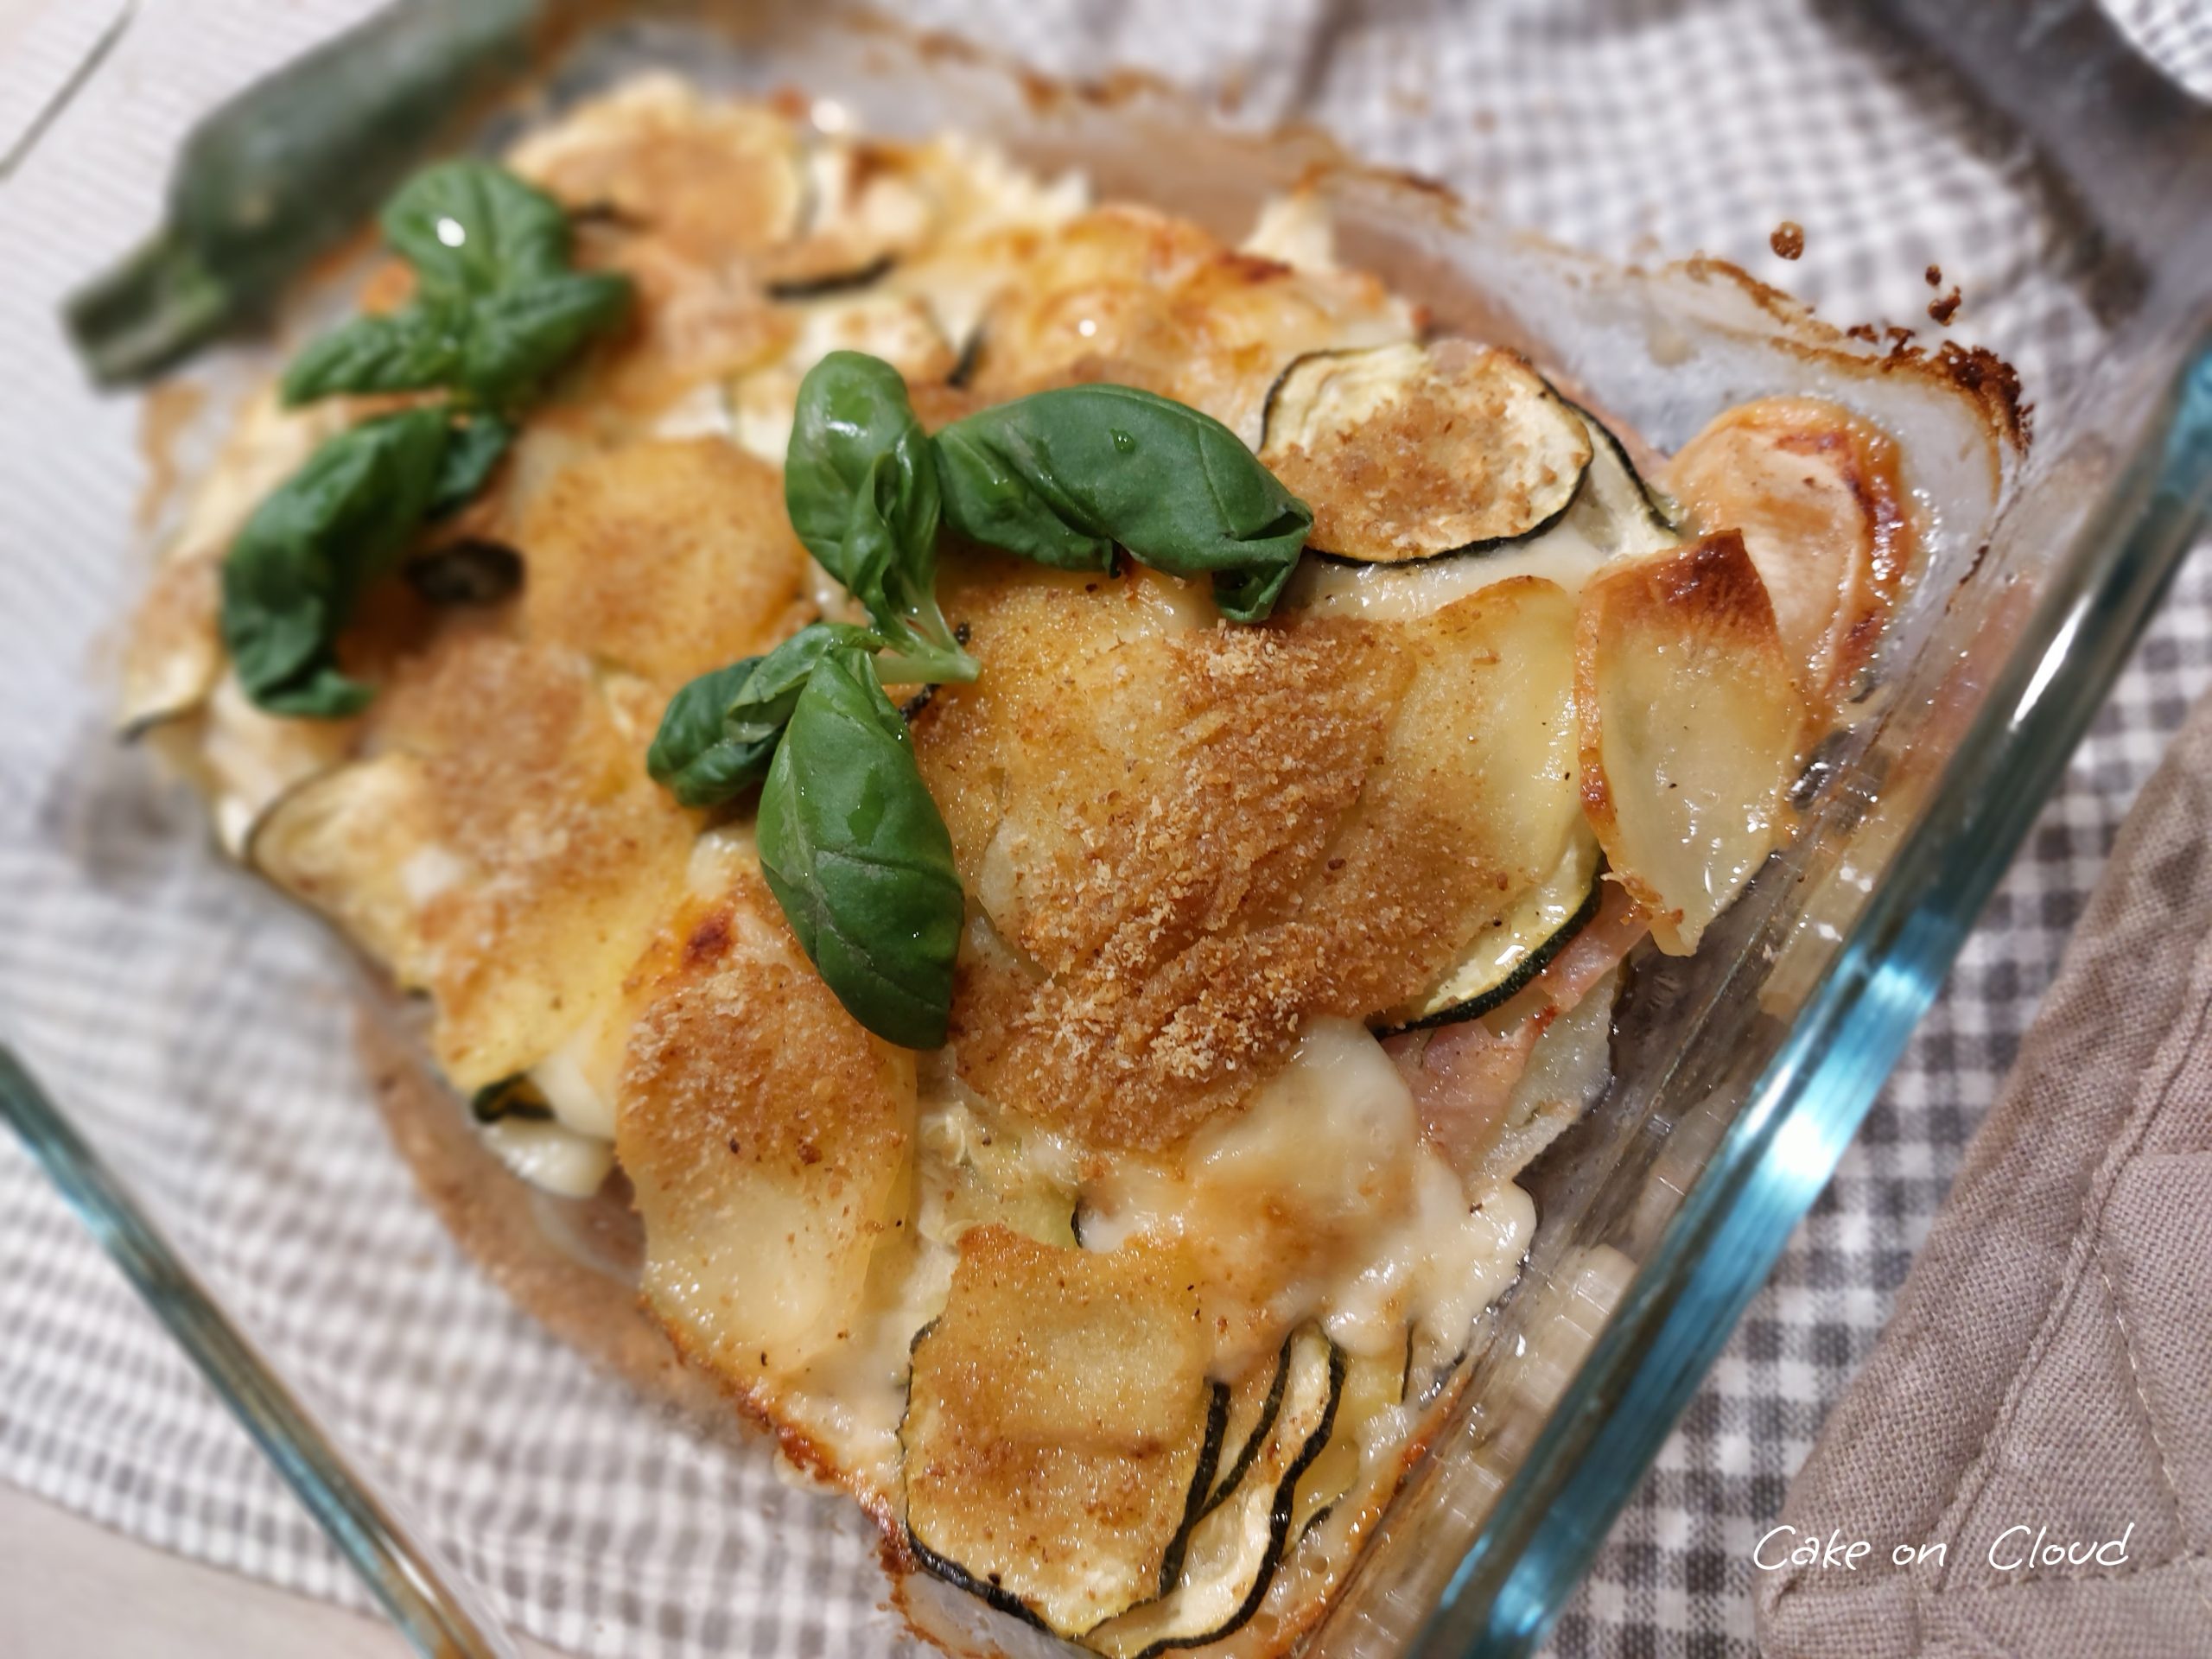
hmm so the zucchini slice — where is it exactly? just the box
[1259,340,1592,564]
[1557,397,1682,556]
[1198,1338,1293,1519]
[1157,1383,1232,1595]
[1287,1345,1408,1544]
[904,1227,1215,1638]
[1083,1329,1344,1659]
[1372,827,1603,1036]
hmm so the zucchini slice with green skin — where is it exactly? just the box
[1259,340,1592,565]
[1084,1329,1345,1659]
[1156,1383,1232,1595]
[1372,827,1604,1037]
[1554,395,1683,554]
[765,252,896,301]
[1198,1337,1293,1519]
[903,1226,1215,1638]
[1288,1344,1408,1544]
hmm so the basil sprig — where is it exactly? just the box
[757,643,966,1052]
[784,353,978,683]
[934,383,1314,622]
[650,353,1318,1050]
[221,162,629,719]
[646,622,885,807]
[282,161,631,413]
[220,405,451,716]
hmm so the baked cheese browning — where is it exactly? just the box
[364,635,696,1089]
[514,436,817,690]
[903,1225,1212,1637]
[1663,395,1910,715]
[962,205,1416,446]
[506,79,805,416]
[919,565,1579,1152]
[1575,533,1808,956]
[507,77,806,269]
[1260,341,1592,563]
[618,864,918,1380]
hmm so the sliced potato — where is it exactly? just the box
[515,436,817,689]
[1357,575,1588,1016]
[1575,533,1808,954]
[923,569,1584,1153]
[247,751,440,983]
[1664,396,1909,712]
[1261,340,1592,563]
[506,73,806,266]
[368,637,696,1089]
[620,865,917,1379]
[962,205,1415,445]
[904,1226,1213,1637]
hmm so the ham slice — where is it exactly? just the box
[1385,882,1647,1178]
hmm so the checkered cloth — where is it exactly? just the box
[1,3,2205,1656]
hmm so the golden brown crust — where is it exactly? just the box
[1263,343,1588,563]
[617,863,918,1381]
[905,1225,1210,1635]
[368,634,696,1087]
[920,565,1573,1152]
[515,436,818,690]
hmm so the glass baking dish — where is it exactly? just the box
[3,3,2209,1657]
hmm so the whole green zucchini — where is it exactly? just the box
[66,0,539,385]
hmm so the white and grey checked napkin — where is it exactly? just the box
[1,3,2205,1656]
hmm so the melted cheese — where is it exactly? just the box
[1079,1019,1533,1376]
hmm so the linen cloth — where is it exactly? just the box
[0,3,2205,1657]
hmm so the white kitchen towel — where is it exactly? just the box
[0,3,2205,1657]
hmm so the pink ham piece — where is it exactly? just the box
[1386,882,1647,1179]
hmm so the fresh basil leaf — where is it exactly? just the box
[219,405,450,717]
[426,412,513,518]
[785,352,976,683]
[454,270,632,409]
[646,622,882,808]
[283,160,630,413]
[382,159,574,298]
[935,382,1315,622]
[281,308,460,404]
[756,644,964,1050]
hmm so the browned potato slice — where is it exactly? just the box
[365,637,696,1088]
[506,75,805,267]
[1576,533,1808,955]
[515,437,816,690]
[917,564,1580,1152]
[618,865,917,1381]
[1664,395,1910,712]
[246,752,441,985]
[903,1225,1212,1637]
[963,205,1414,444]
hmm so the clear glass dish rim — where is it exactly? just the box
[1410,334,2212,1658]
[3,6,2211,1659]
